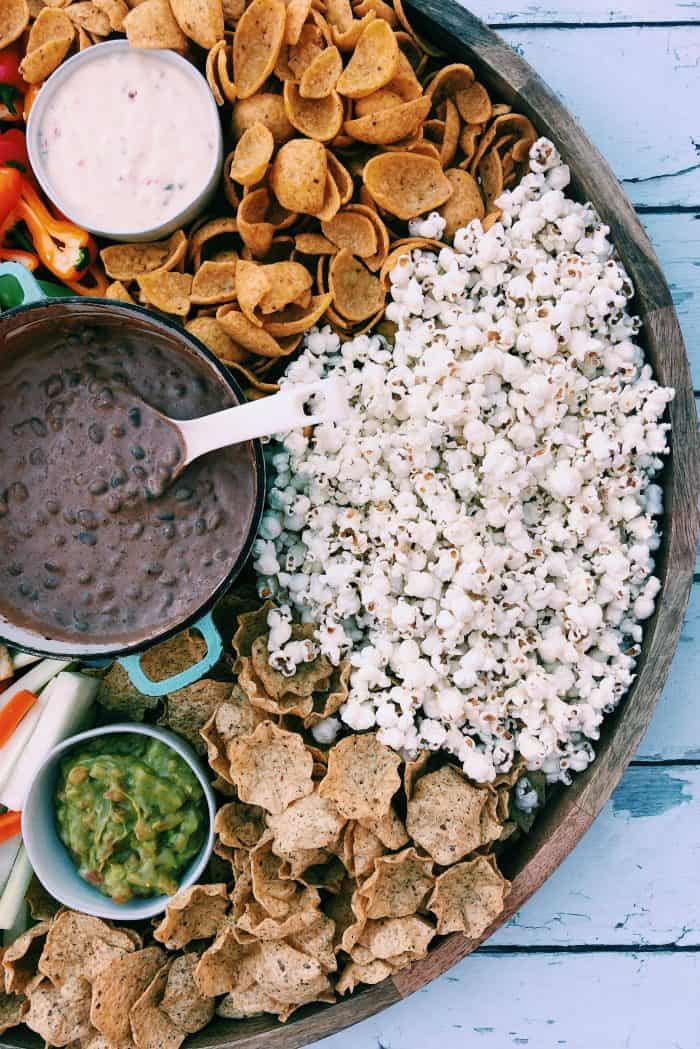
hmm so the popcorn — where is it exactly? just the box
[257,140,674,786]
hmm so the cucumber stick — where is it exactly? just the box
[0,671,98,813]
[0,847,33,930]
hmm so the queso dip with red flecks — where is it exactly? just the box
[34,47,220,236]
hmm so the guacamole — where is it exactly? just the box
[55,735,207,903]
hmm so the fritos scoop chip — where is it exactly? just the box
[233,0,286,99]
[169,0,223,49]
[138,271,192,317]
[336,18,398,99]
[439,167,485,239]
[329,248,385,321]
[123,0,187,50]
[284,82,344,142]
[322,209,377,257]
[232,92,294,145]
[270,138,328,215]
[228,721,314,814]
[100,232,185,281]
[0,0,29,51]
[344,94,430,145]
[300,44,342,99]
[406,765,492,865]
[320,733,400,819]
[90,947,166,1046]
[363,152,452,219]
[428,854,510,937]
[190,260,238,306]
[230,122,275,185]
[153,885,230,951]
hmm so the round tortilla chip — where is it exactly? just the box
[300,44,342,98]
[358,848,434,919]
[26,977,92,1046]
[153,884,230,951]
[344,94,430,145]
[266,788,346,852]
[169,0,223,49]
[428,854,510,937]
[233,0,286,99]
[161,954,215,1035]
[439,167,485,239]
[320,733,400,820]
[39,911,137,987]
[90,947,166,1045]
[123,0,187,50]
[329,249,385,321]
[322,209,377,257]
[215,800,266,849]
[336,18,398,98]
[283,82,344,142]
[230,121,275,185]
[232,92,294,145]
[363,151,452,219]
[249,940,330,1006]
[129,964,185,1049]
[406,765,493,865]
[228,721,314,814]
[269,138,327,215]
[0,0,29,50]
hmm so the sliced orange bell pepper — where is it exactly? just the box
[0,167,21,227]
[0,247,38,270]
[13,177,91,283]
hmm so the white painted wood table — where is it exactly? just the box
[313,4,700,1047]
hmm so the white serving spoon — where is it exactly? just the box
[163,376,348,483]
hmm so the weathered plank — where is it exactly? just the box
[638,582,700,760]
[487,766,700,947]
[486,28,700,208]
[313,951,700,1049]
[467,1,700,25]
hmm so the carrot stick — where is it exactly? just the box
[0,690,37,748]
[0,811,21,844]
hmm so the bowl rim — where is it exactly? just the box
[26,39,224,242]
[0,294,266,660]
[22,721,217,922]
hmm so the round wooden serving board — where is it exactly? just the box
[3,4,698,1048]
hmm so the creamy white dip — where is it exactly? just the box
[36,48,220,235]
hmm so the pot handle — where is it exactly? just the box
[116,611,223,697]
[0,261,47,307]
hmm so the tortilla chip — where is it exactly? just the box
[105,279,136,304]
[233,0,286,98]
[0,991,28,1035]
[357,914,434,961]
[428,854,510,937]
[153,884,230,951]
[3,922,50,995]
[123,0,187,49]
[228,721,314,814]
[130,964,185,1049]
[336,958,392,994]
[358,804,408,850]
[26,976,92,1045]
[65,1,111,34]
[0,0,29,50]
[406,765,493,865]
[94,0,128,30]
[39,911,136,987]
[158,678,232,753]
[215,800,266,850]
[216,984,283,1018]
[169,0,223,49]
[194,921,254,997]
[358,848,433,919]
[161,954,214,1034]
[320,733,400,820]
[90,947,166,1045]
[249,834,298,917]
[266,787,346,853]
[250,941,331,1006]
[201,686,266,783]
[236,887,320,941]
[25,877,60,922]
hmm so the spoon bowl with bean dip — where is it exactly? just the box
[0,264,265,693]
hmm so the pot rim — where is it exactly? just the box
[0,295,266,660]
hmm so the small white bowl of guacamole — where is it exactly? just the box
[23,722,216,921]
[27,40,223,242]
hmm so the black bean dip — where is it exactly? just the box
[0,326,257,645]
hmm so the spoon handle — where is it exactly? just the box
[179,376,348,465]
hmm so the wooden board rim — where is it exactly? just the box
[1,5,698,1049]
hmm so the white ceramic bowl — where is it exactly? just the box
[22,722,216,921]
[26,40,223,242]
